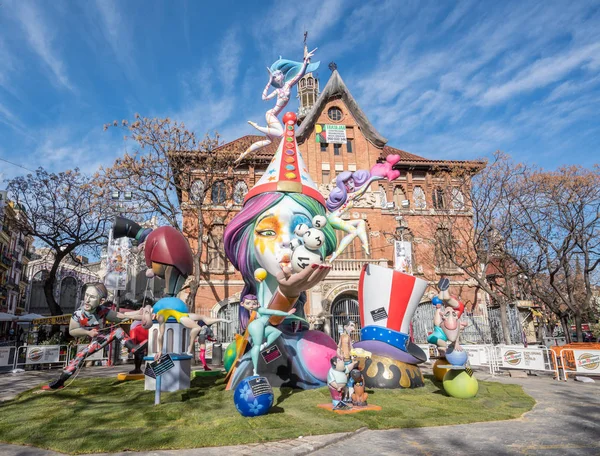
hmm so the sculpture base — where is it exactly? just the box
[143,354,191,392]
[317,403,382,414]
[361,354,425,389]
[117,373,144,381]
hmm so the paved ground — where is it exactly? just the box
[1,366,599,455]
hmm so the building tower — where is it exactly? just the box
[297,43,319,121]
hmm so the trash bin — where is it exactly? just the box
[212,343,223,366]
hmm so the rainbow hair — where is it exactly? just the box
[224,192,336,331]
[326,170,371,212]
[269,58,320,87]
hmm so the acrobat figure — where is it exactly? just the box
[427,280,468,356]
[337,319,356,364]
[235,48,319,163]
[43,283,146,390]
[326,155,401,262]
[240,294,307,376]
[327,355,358,410]
[140,298,230,363]
[350,369,369,406]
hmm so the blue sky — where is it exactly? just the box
[1,0,599,183]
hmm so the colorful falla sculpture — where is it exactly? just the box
[427,279,479,398]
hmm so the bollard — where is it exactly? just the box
[212,343,223,366]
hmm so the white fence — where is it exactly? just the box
[418,343,560,378]
[555,348,600,381]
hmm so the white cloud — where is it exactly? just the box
[218,28,242,89]
[479,42,600,106]
[13,2,74,92]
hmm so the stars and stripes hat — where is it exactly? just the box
[243,112,325,207]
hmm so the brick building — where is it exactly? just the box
[177,67,484,341]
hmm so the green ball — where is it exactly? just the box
[223,343,237,373]
[443,369,479,398]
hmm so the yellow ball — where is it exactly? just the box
[433,358,450,382]
[254,268,267,282]
[443,370,479,398]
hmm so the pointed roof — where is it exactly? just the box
[296,69,388,148]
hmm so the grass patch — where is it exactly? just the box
[0,374,535,454]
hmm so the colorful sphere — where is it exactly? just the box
[291,245,323,273]
[254,268,268,282]
[303,228,324,250]
[294,223,309,237]
[433,358,450,381]
[312,215,327,228]
[296,330,338,381]
[446,348,468,367]
[443,369,479,398]
[233,376,274,417]
[223,343,237,373]
[432,296,442,306]
[282,112,297,125]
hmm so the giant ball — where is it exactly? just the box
[233,376,274,417]
[443,370,479,399]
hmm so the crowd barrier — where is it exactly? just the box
[551,344,600,381]
[12,345,70,370]
[417,343,561,378]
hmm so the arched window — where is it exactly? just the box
[451,188,465,210]
[211,181,226,204]
[307,77,314,87]
[413,186,426,209]
[379,185,388,208]
[433,187,445,209]
[233,181,248,205]
[393,185,407,208]
[216,303,240,342]
[330,293,361,343]
[300,79,306,89]
[207,223,227,271]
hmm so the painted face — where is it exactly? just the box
[344,321,356,334]
[241,298,260,311]
[440,306,460,342]
[83,287,102,312]
[335,358,346,372]
[272,70,284,87]
[253,197,315,278]
[344,178,355,193]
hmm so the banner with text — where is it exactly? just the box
[500,347,546,371]
[571,349,600,374]
[316,124,347,144]
[25,345,61,364]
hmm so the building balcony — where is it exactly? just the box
[328,258,390,278]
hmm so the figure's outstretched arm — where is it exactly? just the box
[69,319,97,338]
[262,72,277,101]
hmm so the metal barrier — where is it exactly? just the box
[0,345,17,372]
[557,348,600,381]
[12,345,70,370]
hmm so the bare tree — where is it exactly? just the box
[7,168,111,315]
[100,115,236,309]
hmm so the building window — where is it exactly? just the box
[300,79,306,89]
[451,188,465,210]
[211,181,226,205]
[207,225,227,271]
[216,303,240,343]
[333,143,341,155]
[379,185,388,208]
[413,186,426,209]
[320,142,328,152]
[322,170,330,185]
[435,227,456,273]
[393,185,407,208]
[328,107,343,121]
[433,187,445,209]
[233,181,248,205]
[346,139,353,153]
[190,179,205,203]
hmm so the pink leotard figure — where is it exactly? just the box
[235,48,319,163]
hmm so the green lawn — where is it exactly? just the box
[0,374,535,454]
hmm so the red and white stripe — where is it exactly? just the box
[359,264,428,334]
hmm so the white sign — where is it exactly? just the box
[324,124,347,144]
[105,229,130,291]
[500,347,546,371]
[76,344,105,361]
[0,347,12,367]
[394,241,413,275]
[26,345,61,364]
[571,349,600,374]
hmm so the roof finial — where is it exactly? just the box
[328,61,337,72]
